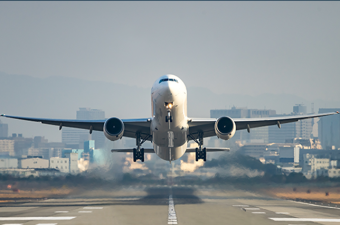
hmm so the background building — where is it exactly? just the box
[0,140,15,156]
[20,157,49,169]
[269,104,313,143]
[62,108,106,149]
[0,120,8,138]
[49,157,70,173]
[318,108,340,150]
[211,107,276,144]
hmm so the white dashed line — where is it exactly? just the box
[2,224,23,225]
[168,195,178,225]
[0,217,75,221]
[276,212,290,214]
[78,211,92,213]
[83,207,103,210]
[232,205,249,207]
[270,218,340,222]
[252,212,266,214]
[244,208,260,210]
[55,211,68,213]
[290,200,340,210]
[36,224,57,225]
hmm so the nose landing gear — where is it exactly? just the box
[166,111,173,123]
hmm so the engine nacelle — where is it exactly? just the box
[103,117,124,141]
[214,116,236,140]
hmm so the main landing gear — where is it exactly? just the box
[133,132,151,162]
[189,132,206,161]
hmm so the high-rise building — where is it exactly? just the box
[318,108,340,149]
[210,107,276,143]
[62,108,106,149]
[269,104,313,143]
[0,120,8,138]
[293,104,307,114]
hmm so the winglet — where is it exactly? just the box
[0,114,4,117]
[337,111,339,114]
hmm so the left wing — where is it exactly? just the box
[0,114,152,140]
[188,111,339,139]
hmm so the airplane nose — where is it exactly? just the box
[160,82,180,98]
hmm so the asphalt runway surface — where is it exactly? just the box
[0,185,340,225]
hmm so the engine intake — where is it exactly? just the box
[214,116,236,140]
[103,117,124,141]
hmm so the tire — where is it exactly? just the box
[133,148,137,162]
[141,148,145,162]
[203,147,206,161]
[195,148,199,161]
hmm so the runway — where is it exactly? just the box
[0,185,340,225]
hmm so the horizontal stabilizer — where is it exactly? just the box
[111,149,154,153]
[111,147,230,153]
[186,147,230,152]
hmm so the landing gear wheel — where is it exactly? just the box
[203,147,206,161]
[195,148,199,161]
[133,148,137,162]
[195,147,206,161]
[141,148,144,162]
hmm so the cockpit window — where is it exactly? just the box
[159,78,178,83]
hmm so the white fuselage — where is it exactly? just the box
[150,75,188,161]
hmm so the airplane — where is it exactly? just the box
[1,74,339,162]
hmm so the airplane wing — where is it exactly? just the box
[111,147,230,153]
[188,111,339,139]
[0,114,152,140]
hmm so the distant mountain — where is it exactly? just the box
[1,72,339,142]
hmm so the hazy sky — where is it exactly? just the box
[0,2,339,101]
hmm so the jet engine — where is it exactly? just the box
[214,116,236,140]
[103,117,124,141]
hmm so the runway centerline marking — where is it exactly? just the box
[55,211,68,213]
[270,218,340,222]
[232,205,249,207]
[276,212,290,214]
[252,212,266,214]
[168,195,178,225]
[0,217,75,221]
[244,208,260,210]
[78,211,92,213]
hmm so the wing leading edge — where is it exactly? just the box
[0,114,152,140]
[188,111,339,139]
